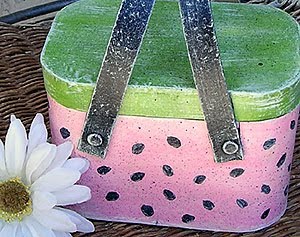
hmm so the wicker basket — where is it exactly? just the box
[0,0,299,236]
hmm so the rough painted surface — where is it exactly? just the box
[41,0,300,121]
[48,95,299,232]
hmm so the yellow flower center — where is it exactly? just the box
[0,177,32,222]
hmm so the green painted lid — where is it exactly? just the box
[41,0,300,121]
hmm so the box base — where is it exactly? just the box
[48,95,299,232]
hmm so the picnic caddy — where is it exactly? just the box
[40,0,300,233]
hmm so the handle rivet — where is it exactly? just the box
[222,141,239,155]
[87,133,103,147]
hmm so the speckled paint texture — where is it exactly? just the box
[48,96,299,232]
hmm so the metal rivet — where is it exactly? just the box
[222,141,239,155]
[87,133,103,147]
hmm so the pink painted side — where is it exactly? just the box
[48,95,299,232]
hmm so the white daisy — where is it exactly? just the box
[0,114,94,236]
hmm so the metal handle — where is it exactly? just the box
[179,0,243,162]
[78,0,156,158]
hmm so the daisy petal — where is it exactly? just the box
[15,224,24,237]
[0,220,4,231]
[20,222,32,237]
[26,143,56,184]
[46,142,73,172]
[27,124,48,159]
[0,222,18,236]
[27,114,48,158]
[32,191,57,211]
[32,113,44,125]
[0,139,7,176]
[53,231,72,237]
[31,168,81,192]
[10,115,16,122]
[33,208,77,232]
[52,185,91,206]
[63,158,89,174]
[56,207,95,233]
[5,118,27,177]
[24,217,56,237]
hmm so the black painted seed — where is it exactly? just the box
[261,208,271,219]
[162,165,174,177]
[263,138,276,150]
[261,184,271,194]
[277,153,287,168]
[163,189,176,201]
[230,168,245,178]
[203,200,215,210]
[236,199,248,208]
[130,172,145,182]
[167,136,181,148]
[290,120,296,130]
[60,127,70,139]
[132,143,145,155]
[141,205,154,217]
[182,214,195,223]
[284,185,289,196]
[193,175,206,184]
[288,163,292,172]
[105,192,119,201]
[97,166,112,175]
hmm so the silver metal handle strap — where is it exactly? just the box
[179,0,243,163]
[78,0,156,158]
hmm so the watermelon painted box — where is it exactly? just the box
[41,0,299,233]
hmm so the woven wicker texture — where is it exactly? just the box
[0,1,299,236]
